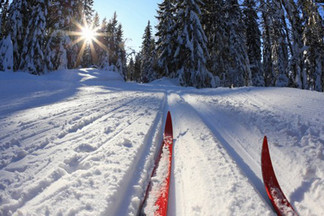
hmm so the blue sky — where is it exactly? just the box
[93,0,162,53]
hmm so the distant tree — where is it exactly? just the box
[140,21,156,82]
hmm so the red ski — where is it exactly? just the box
[261,136,298,216]
[139,111,173,216]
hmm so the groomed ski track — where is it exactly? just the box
[0,69,323,215]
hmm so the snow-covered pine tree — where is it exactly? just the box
[98,17,110,69]
[45,0,75,71]
[269,0,289,87]
[6,0,29,71]
[115,24,127,78]
[83,0,94,24]
[173,0,215,88]
[224,0,251,87]
[155,0,177,78]
[201,0,226,85]
[243,0,264,86]
[19,0,48,75]
[140,21,156,83]
[106,12,119,69]
[0,34,13,71]
[0,0,9,39]
[67,0,83,68]
[301,0,324,91]
[281,0,305,89]
[260,0,273,87]
[126,56,135,81]
[134,52,142,82]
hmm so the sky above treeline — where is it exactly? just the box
[93,0,162,53]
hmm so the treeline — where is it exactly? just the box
[127,0,324,91]
[0,0,126,76]
[1,0,323,92]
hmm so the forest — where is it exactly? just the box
[0,0,323,91]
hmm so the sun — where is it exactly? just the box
[65,18,108,67]
[81,26,96,43]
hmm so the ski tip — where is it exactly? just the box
[263,136,268,146]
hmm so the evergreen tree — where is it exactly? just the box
[201,0,226,85]
[174,0,215,88]
[115,24,126,77]
[301,0,324,91]
[267,0,289,87]
[6,0,29,71]
[224,0,251,87]
[243,0,264,86]
[140,21,156,82]
[260,0,273,86]
[155,0,177,78]
[0,34,13,71]
[83,0,94,24]
[98,17,110,69]
[45,0,75,71]
[0,0,9,39]
[281,0,305,88]
[106,12,119,68]
[126,56,135,81]
[19,0,48,75]
[133,52,142,82]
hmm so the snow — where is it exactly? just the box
[0,69,323,216]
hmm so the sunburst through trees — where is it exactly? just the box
[67,18,108,67]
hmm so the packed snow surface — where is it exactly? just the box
[0,69,323,216]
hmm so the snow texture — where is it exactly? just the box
[0,69,323,216]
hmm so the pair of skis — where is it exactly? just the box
[139,111,298,216]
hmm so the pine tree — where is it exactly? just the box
[140,21,156,82]
[173,0,215,88]
[243,0,264,86]
[0,0,9,39]
[19,0,48,75]
[281,0,305,89]
[106,12,119,69]
[98,17,110,69]
[0,34,13,71]
[269,0,289,87]
[201,0,226,85]
[155,0,177,78]
[45,0,75,71]
[260,0,273,87]
[6,0,29,71]
[115,24,126,77]
[301,0,324,91]
[224,0,251,87]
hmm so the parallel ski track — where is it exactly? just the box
[168,93,274,215]
[0,92,166,215]
[179,94,273,210]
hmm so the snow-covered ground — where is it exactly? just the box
[0,69,323,216]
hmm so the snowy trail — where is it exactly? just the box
[167,93,273,216]
[1,70,323,215]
